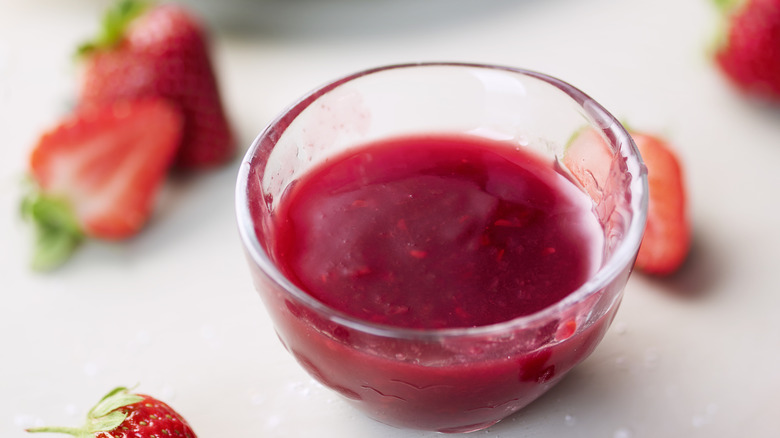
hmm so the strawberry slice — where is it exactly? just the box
[563,128,691,276]
[631,132,691,275]
[22,98,184,270]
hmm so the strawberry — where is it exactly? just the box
[79,0,235,168]
[22,98,184,270]
[631,132,691,275]
[27,386,197,438]
[713,0,780,101]
[563,128,691,276]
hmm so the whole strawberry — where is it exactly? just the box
[27,386,196,438]
[713,0,780,101]
[79,0,235,168]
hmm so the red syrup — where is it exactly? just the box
[252,133,613,432]
[272,134,603,328]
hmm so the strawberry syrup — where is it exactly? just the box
[271,134,603,328]
[251,133,612,432]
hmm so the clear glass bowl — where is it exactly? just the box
[236,62,647,433]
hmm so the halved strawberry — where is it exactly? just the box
[631,132,691,275]
[563,128,691,276]
[78,0,236,168]
[22,98,183,270]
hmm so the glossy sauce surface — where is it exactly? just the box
[271,134,603,329]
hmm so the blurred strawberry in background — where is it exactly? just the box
[712,0,780,101]
[78,0,236,168]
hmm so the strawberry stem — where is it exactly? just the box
[78,0,152,55]
[21,190,84,271]
[26,387,144,437]
[25,426,87,437]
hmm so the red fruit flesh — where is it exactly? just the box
[29,98,184,239]
[631,132,691,275]
[715,0,780,100]
[80,2,235,168]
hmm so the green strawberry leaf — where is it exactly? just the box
[27,387,144,437]
[713,0,744,14]
[21,190,84,271]
[88,387,144,419]
[78,0,152,55]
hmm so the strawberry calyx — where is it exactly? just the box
[78,0,152,55]
[27,387,144,438]
[21,187,84,271]
[710,0,744,50]
[713,0,745,14]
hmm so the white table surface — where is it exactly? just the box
[3,0,779,437]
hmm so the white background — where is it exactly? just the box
[2,0,779,437]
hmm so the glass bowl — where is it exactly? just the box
[236,62,647,433]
